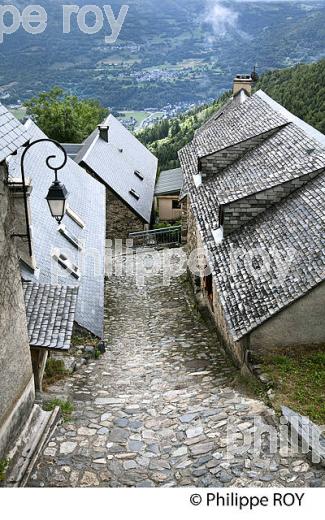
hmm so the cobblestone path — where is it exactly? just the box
[29,252,325,487]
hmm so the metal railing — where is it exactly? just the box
[129,225,182,249]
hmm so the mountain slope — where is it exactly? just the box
[256,60,325,134]
[1,1,325,108]
[138,59,325,171]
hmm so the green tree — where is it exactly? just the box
[24,87,108,143]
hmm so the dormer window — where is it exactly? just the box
[66,204,85,229]
[129,189,140,200]
[134,170,144,181]
[58,224,83,250]
[52,249,81,279]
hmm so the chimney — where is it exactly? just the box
[98,124,109,142]
[233,74,253,96]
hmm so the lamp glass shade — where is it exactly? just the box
[46,181,68,222]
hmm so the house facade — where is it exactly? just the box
[0,107,35,458]
[0,104,87,469]
[154,167,183,223]
[179,78,325,370]
[0,101,109,466]
[76,114,158,240]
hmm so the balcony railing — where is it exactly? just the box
[129,225,182,249]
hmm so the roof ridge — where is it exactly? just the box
[255,90,325,147]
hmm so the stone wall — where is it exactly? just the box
[210,278,248,367]
[186,203,247,368]
[106,188,146,240]
[222,169,323,235]
[249,281,325,353]
[200,127,281,179]
[0,162,34,458]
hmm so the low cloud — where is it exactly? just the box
[204,1,239,38]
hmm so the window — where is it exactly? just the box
[129,189,140,200]
[172,199,182,210]
[52,250,81,279]
[58,224,83,250]
[65,204,85,229]
[204,274,213,308]
[134,170,144,181]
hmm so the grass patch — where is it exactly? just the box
[43,399,74,422]
[119,110,150,125]
[260,345,325,423]
[84,347,102,360]
[233,373,267,401]
[93,349,101,360]
[9,107,26,121]
[43,358,67,388]
[0,459,8,482]
[153,221,180,229]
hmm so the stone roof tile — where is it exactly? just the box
[193,94,288,158]
[0,103,29,162]
[210,173,325,339]
[178,90,325,340]
[23,282,78,350]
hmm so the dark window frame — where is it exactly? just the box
[134,170,144,181]
[172,199,182,209]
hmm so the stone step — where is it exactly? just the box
[5,404,61,487]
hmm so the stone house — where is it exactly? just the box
[4,113,106,393]
[75,114,158,240]
[154,167,183,223]
[9,119,106,340]
[0,107,35,458]
[0,107,64,468]
[179,77,325,370]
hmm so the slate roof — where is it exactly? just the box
[194,91,247,137]
[183,123,325,212]
[76,114,158,223]
[155,167,183,196]
[193,93,288,158]
[9,119,106,338]
[179,89,325,340]
[23,281,78,350]
[61,143,83,161]
[210,173,325,340]
[0,103,29,162]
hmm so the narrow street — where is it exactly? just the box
[29,251,325,487]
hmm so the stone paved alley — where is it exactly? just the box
[29,251,325,487]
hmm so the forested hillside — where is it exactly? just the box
[137,93,229,171]
[256,60,325,134]
[138,59,325,171]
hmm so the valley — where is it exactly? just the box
[1,1,325,113]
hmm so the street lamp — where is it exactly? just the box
[46,180,68,222]
[18,138,69,256]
